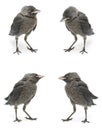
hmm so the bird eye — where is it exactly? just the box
[31,10,34,13]
[32,73,38,77]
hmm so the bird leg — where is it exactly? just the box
[80,37,88,54]
[64,34,77,52]
[14,106,21,122]
[13,37,21,54]
[62,104,76,122]
[23,104,37,120]
[82,106,89,123]
[24,34,38,53]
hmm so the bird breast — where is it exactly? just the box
[19,16,37,35]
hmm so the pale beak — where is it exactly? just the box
[60,17,70,22]
[59,76,66,80]
[33,9,41,14]
[37,75,44,79]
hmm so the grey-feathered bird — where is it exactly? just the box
[61,6,94,54]
[5,73,44,122]
[9,6,40,54]
[59,72,98,123]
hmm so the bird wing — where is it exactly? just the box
[77,80,88,88]
[5,82,24,105]
[78,81,98,99]
[14,81,25,88]
[78,12,94,35]
[33,24,37,31]
[77,85,97,106]
[9,14,24,36]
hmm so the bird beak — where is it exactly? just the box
[60,17,64,22]
[59,76,66,80]
[60,17,70,22]
[33,9,41,14]
[37,75,44,79]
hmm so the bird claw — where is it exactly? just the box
[25,117,37,120]
[80,49,88,54]
[64,47,75,52]
[14,118,22,122]
[62,118,73,122]
[82,119,90,123]
[27,47,38,53]
[13,49,22,55]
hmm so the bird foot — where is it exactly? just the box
[13,49,21,55]
[80,49,88,54]
[64,47,75,52]
[14,118,22,122]
[62,118,73,122]
[25,117,37,120]
[27,47,38,53]
[82,119,90,123]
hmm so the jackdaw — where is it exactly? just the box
[61,6,94,54]
[9,6,40,54]
[5,73,44,122]
[59,72,98,123]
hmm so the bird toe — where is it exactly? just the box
[64,47,75,52]
[27,47,38,53]
[25,117,37,120]
[82,119,90,123]
[62,118,73,122]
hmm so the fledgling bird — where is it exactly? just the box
[59,72,98,123]
[9,6,40,54]
[5,73,44,122]
[61,6,94,54]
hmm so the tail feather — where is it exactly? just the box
[90,92,98,99]
[9,32,14,36]
[92,102,96,105]
[5,102,9,105]
[4,96,9,100]
[91,95,98,99]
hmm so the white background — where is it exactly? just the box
[0,0,101,129]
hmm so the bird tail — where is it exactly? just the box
[4,96,9,100]
[92,102,96,105]
[9,32,13,36]
[5,101,10,105]
[4,96,10,105]
[91,95,98,99]
[88,29,94,35]
[9,30,15,36]
[89,92,98,99]
[91,31,94,35]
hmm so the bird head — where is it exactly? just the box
[21,6,40,18]
[23,73,44,84]
[60,6,78,22]
[59,72,80,83]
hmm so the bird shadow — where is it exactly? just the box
[10,39,35,54]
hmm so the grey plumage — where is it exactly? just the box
[59,72,98,123]
[9,6,40,54]
[5,73,44,122]
[61,6,94,54]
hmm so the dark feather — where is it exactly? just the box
[77,81,98,99]
[79,12,94,35]
[5,82,24,105]
[9,14,23,36]
[78,85,97,105]
[5,97,9,100]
